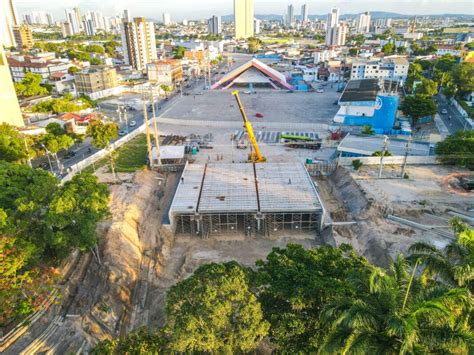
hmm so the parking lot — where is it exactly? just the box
[163,86,341,125]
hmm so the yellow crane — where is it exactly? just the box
[232,90,266,163]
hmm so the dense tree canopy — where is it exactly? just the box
[400,94,437,124]
[452,62,474,95]
[247,37,262,53]
[254,244,368,352]
[0,123,36,163]
[320,256,472,353]
[172,46,186,59]
[165,262,269,353]
[435,130,474,169]
[14,72,49,98]
[415,78,438,97]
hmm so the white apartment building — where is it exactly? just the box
[1,0,19,47]
[121,17,157,71]
[357,12,371,33]
[7,55,69,83]
[350,57,409,83]
[65,9,80,35]
[313,49,336,63]
[325,8,347,46]
[163,13,171,26]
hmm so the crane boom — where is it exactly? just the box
[232,90,266,163]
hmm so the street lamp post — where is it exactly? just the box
[40,143,54,173]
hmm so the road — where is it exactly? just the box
[31,74,209,176]
[435,93,470,134]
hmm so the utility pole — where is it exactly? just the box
[400,136,412,178]
[151,94,161,165]
[378,135,389,178]
[143,95,153,167]
[123,106,129,134]
[23,136,32,168]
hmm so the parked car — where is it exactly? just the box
[64,151,76,159]
[119,129,127,136]
[255,112,264,118]
[129,120,137,127]
[441,109,448,114]
[316,89,324,93]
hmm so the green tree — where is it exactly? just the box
[320,256,473,354]
[84,44,105,54]
[406,63,423,91]
[0,123,36,163]
[382,43,396,55]
[247,37,262,53]
[39,123,74,173]
[160,84,172,98]
[68,66,80,75]
[46,173,110,256]
[452,62,474,96]
[254,244,368,353]
[348,48,358,56]
[435,130,474,169]
[435,54,457,73]
[86,119,118,178]
[415,78,438,97]
[362,125,375,135]
[372,150,393,157]
[397,46,407,54]
[172,46,186,59]
[409,218,473,291]
[0,162,109,261]
[165,262,269,353]
[92,327,167,354]
[14,72,49,98]
[400,94,437,125]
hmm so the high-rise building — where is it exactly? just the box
[30,11,53,25]
[163,13,171,26]
[234,0,254,39]
[207,16,222,35]
[74,7,82,30]
[23,14,32,25]
[1,0,19,47]
[121,17,157,70]
[13,24,33,50]
[357,12,371,33]
[0,46,24,127]
[325,8,346,46]
[254,18,261,35]
[84,17,95,36]
[122,9,131,23]
[327,8,339,28]
[46,13,54,25]
[65,9,80,35]
[287,4,294,26]
[325,23,347,46]
[61,22,73,37]
[301,4,308,24]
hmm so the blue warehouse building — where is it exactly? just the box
[333,79,401,134]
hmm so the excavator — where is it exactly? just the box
[232,90,266,163]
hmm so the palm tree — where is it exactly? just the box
[408,218,474,291]
[320,255,472,354]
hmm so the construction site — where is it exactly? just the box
[2,78,473,354]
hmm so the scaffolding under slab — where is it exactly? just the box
[169,162,326,237]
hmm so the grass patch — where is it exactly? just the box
[261,38,290,43]
[114,134,151,172]
[81,134,152,174]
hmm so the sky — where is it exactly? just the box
[15,0,474,21]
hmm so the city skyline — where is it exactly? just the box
[14,0,473,21]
